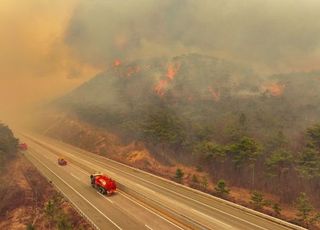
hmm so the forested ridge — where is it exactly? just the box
[56,53,320,212]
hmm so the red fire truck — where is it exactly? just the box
[19,143,28,151]
[90,173,116,195]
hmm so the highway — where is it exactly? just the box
[19,133,305,230]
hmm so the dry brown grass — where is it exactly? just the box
[0,155,93,230]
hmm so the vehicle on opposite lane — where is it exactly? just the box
[19,143,28,150]
[58,157,67,166]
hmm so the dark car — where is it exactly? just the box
[58,157,67,166]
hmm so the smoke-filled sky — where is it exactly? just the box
[1,0,320,120]
[0,0,99,120]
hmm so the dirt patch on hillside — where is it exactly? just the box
[0,155,93,230]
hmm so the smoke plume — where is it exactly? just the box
[66,0,320,71]
[1,0,320,121]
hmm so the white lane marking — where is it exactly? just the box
[106,197,114,204]
[118,191,184,230]
[29,148,54,162]
[69,164,90,176]
[28,136,269,230]
[74,165,90,176]
[145,224,153,230]
[25,153,101,230]
[28,152,122,230]
[96,192,114,204]
[70,173,80,181]
[190,208,233,229]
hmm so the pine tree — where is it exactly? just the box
[201,176,208,191]
[250,191,264,210]
[175,168,184,183]
[272,203,281,216]
[214,179,230,197]
[266,149,292,178]
[191,174,199,188]
[307,124,320,150]
[297,147,320,179]
[295,192,313,223]
[45,200,55,220]
[229,137,262,167]
[56,214,72,230]
[26,223,36,230]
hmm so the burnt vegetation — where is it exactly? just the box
[57,53,320,209]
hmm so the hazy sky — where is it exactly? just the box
[1,0,320,120]
[0,0,98,119]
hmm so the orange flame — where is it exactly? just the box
[188,96,194,102]
[208,86,220,102]
[113,59,121,67]
[154,79,168,96]
[166,63,180,80]
[154,62,180,97]
[263,83,285,96]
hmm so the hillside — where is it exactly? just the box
[49,53,320,227]
[58,54,320,142]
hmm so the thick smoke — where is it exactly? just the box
[66,0,320,71]
[2,0,320,122]
[0,0,98,121]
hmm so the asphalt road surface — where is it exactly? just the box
[19,133,305,230]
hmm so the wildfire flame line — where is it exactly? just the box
[166,63,180,80]
[262,83,285,96]
[113,59,121,67]
[208,86,220,102]
[154,62,180,96]
[154,79,168,96]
